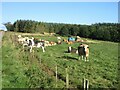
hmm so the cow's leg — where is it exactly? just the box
[23,44,26,51]
[30,46,32,53]
[85,57,86,62]
[78,56,80,60]
[23,44,24,51]
[82,56,84,60]
[86,57,89,61]
[42,46,45,52]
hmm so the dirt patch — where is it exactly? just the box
[0,31,5,48]
[84,40,100,43]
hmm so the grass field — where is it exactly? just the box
[2,31,119,89]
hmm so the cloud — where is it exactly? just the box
[0,24,7,31]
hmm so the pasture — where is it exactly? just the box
[2,31,118,89]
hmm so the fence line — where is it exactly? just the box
[35,52,89,89]
[14,36,90,89]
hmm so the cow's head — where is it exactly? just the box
[84,45,89,52]
[80,44,89,52]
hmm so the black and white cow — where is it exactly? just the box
[23,37,45,53]
[34,38,45,52]
[68,46,78,54]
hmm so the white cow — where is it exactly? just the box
[17,35,29,44]
[57,37,61,40]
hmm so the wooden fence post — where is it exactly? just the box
[83,78,89,90]
[86,79,89,89]
[66,67,69,88]
[83,78,85,90]
[56,65,57,88]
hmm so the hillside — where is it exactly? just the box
[2,31,119,89]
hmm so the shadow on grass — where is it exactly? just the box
[57,55,78,61]
[63,50,69,53]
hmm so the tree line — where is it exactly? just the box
[4,20,120,42]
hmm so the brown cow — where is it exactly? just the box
[78,44,89,61]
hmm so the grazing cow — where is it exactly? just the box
[22,37,30,48]
[57,37,61,40]
[23,37,35,53]
[63,39,68,43]
[36,42,45,52]
[44,40,50,47]
[78,44,89,61]
[49,41,57,46]
[33,38,45,52]
[17,35,24,44]
[23,37,45,53]
[44,40,57,46]
[57,40,62,44]
[17,35,29,44]
[68,46,78,54]
[67,41,73,45]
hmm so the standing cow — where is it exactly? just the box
[78,44,89,61]
[23,37,45,53]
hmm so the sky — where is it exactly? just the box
[1,2,118,26]
[1,0,120,2]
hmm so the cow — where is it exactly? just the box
[67,41,73,45]
[68,46,78,54]
[22,37,34,53]
[17,35,25,44]
[23,37,45,53]
[57,40,62,44]
[44,40,57,46]
[17,35,29,44]
[57,37,61,40]
[33,38,45,52]
[78,44,89,61]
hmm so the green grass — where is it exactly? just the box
[2,31,118,88]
